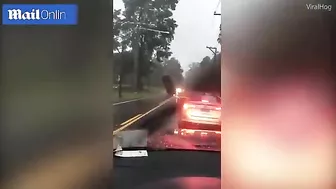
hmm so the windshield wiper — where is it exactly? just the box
[113,146,165,152]
[114,146,220,153]
[193,144,220,148]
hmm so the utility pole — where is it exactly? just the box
[117,48,125,98]
[214,10,221,44]
[214,0,221,16]
[206,46,219,64]
[132,7,143,92]
[213,10,221,65]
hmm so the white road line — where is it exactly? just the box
[112,98,147,106]
[112,94,167,106]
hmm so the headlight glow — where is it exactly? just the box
[176,88,183,93]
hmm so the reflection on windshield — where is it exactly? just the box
[114,127,220,152]
[113,0,221,152]
[148,129,220,151]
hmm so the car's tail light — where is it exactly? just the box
[186,109,203,117]
[183,103,195,110]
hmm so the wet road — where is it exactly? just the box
[112,99,221,151]
[113,94,171,129]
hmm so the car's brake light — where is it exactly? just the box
[215,107,221,110]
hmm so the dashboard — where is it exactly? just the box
[112,150,220,189]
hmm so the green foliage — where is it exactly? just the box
[113,9,122,51]
[163,57,184,84]
[185,53,221,92]
[113,0,180,90]
[185,62,200,82]
[118,0,179,71]
[114,51,133,74]
[149,60,165,86]
[200,56,211,68]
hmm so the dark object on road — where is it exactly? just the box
[162,75,175,96]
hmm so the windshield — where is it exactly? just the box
[114,128,220,152]
[113,0,221,152]
[188,93,220,103]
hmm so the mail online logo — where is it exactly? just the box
[2,4,78,25]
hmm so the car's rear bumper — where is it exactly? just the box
[178,120,221,131]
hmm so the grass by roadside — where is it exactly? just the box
[112,86,165,103]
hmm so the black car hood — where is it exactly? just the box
[137,177,220,189]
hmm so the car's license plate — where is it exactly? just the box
[201,108,210,112]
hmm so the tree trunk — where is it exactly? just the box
[136,75,143,91]
[118,74,123,98]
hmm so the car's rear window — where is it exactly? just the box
[188,93,220,103]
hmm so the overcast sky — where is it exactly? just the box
[113,0,221,72]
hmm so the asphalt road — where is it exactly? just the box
[112,96,221,150]
[113,94,171,129]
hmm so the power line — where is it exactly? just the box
[206,46,219,64]
[210,0,221,36]
[130,5,170,91]
[212,1,221,48]
[138,27,169,34]
[214,0,221,16]
[206,46,218,55]
[215,0,220,11]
